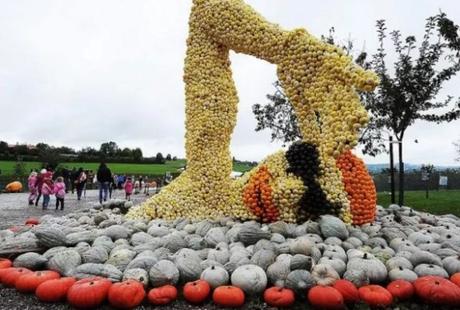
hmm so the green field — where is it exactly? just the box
[378,190,460,217]
[0,160,254,176]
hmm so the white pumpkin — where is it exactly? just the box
[343,269,369,287]
[267,261,290,287]
[231,264,267,295]
[200,265,229,288]
[388,267,418,282]
[443,256,460,275]
[318,256,346,276]
[346,253,388,283]
[285,270,316,292]
[385,257,413,271]
[319,215,349,240]
[414,264,448,278]
[311,264,339,286]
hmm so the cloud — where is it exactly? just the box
[0,0,459,165]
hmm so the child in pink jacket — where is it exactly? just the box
[124,177,133,201]
[54,176,66,211]
[41,178,54,210]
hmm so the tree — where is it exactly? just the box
[0,141,8,154]
[360,15,460,205]
[38,147,59,170]
[155,152,165,164]
[119,148,133,158]
[166,154,172,161]
[100,141,119,158]
[14,157,26,177]
[79,147,99,156]
[132,148,143,162]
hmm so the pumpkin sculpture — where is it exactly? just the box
[67,277,112,309]
[15,270,61,293]
[148,285,178,305]
[36,277,77,302]
[108,280,146,309]
[263,287,295,307]
[213,285,245,308]
[183,279,211,304]
[126,0,378,224]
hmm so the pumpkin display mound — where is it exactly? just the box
[1,202,460,309]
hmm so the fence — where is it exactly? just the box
[372,169,460,192]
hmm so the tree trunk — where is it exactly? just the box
[398,140,404,206]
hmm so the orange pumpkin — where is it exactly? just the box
[212,285,245,308]
[67,277,112,309]
[5,181,22,193]
[183,279,211,304]
[387,280,414,300]
[359,285,393,307]
[450,273,460,287]
[148,285,178,305]
[25,218,40,225]
[1,267,32,287]
[264,287,295,307]
[307,286,344,310]
[414,276,460,305]
[36,277,76,302]
[0,258,12,269]
[15,270,61,293]
[333,279,359,304]
[108,280,145,309]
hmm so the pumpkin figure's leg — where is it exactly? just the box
[127,0,378,222]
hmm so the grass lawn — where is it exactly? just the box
[377,190,460,217]
[0,159,254,176]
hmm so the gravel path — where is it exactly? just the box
[0,190,148,230]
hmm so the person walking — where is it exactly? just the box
[96,162,112,204]
[27,171,38,205]
[70,167,77,194]
[75,168,87,201]
[34,169,46,206]
[53,176,66,211]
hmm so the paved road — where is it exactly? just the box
[0,189,149,230]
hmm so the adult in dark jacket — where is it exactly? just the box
[96,162,112,204]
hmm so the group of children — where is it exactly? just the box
[26,169,160,209]
[27,169,66,210]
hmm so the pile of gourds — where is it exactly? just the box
[127,0,379,224]
[2,257,460,308]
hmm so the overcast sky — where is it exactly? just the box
[1,0,459,165]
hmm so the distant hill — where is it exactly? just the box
[366,163,460,173]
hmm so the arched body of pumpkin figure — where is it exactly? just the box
[127,0,378,223]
